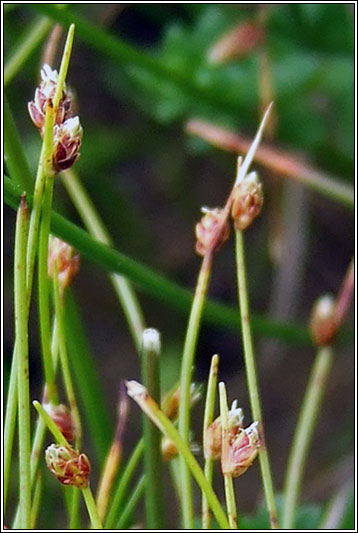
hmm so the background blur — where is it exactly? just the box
[4,4,354,528]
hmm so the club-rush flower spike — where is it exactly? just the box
[52,116,83,173]
[43,403,77,441]
[45,444,90,488]
[48,236,80,292]
[221,421,260,478]
[195,207,230,256]
[231,171,264,230]
[28,64,73,132]
[204,401,244,460]
[309,294,337,347]
[162,383,203,420]
[208,21,263,65]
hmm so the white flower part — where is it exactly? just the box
[125,380,147,400]
[41,64,59,83]
[245,421,260,445]
[60,116,82,138]
[315,294,335,319]
[244,170,260,185]
[142,328,161,353]
[228,400,244,428]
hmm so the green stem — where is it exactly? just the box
[53,262,82,444]
[33,400,68,446]
[116,476,146,529]
[178,254,213,528]
[5,176,313,346]
[235,229,278,529]
[12,318,59,529]
[61,168,145,351]
[15,195,31,529]
[141,329,164,529]
[4,348,18,516]
[127,381,230,529]
[105,439,144,529]
[38,176,57,403]
[282,346,333,529]
[219,382,238,529]
[30,472,43,529]
[82,486,103,529]
[202,354,219,529]
[4,16,52,86]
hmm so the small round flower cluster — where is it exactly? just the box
[204,402,260,478]
[28,64,82,173]
[45,444,90,489]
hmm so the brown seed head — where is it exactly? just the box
[204,401,244,460]
[208,21,264,64]
[310,294,337,346]
[45,444,91,488]
[52,116,83,173]
[48,236,80,291]
[43,403,77,441]
[231,171,264,230]
[221,421,260,477]
[195,207,230,256]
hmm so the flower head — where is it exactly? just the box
[48,236,80,292]
[28,64,72,132]
[221,421,260,477]
[310,294,337,346]
[231,171,264,230]
[204,401,244,460]
[195,207,230,256]
[52,116,83,173]
[43,403,77,441]
[45,444,91,488]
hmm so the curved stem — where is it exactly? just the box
[235,229,278,529]
[178,254,213,528]
[282,346,333,529]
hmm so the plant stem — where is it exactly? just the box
[202,354,219,529]
[141,329,164,529]
[219,382,238,529]
[30,472,43,529]
[15,195,31,529]
[127,380,230,530]
[82,486,103,529]
[105,439,144,529]
[53,262,82,444]
[235,229,278,529]
[282,346,333,529]
[38,175,58,403]
[61,168,145,351]
[5,176,314,346]
[116,475,146,529]
[4,16,52,86]
[178,254,213,528]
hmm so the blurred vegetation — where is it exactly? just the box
[4,4,354,529]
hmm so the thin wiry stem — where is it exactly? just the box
[202,354,219,529]
[282,346,333,529]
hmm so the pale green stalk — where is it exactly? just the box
[30,472,43,529]
[141,329,164,529]
[61,168,145,350]
[202,354,219,529]
[219,382,238,529]
[282,346,333,529]
[82,487,103,530]
[235,229,278,529]
[178,253,213,528]
[127,380,230,529]
[15,196,31,529]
